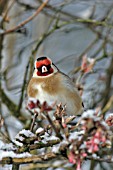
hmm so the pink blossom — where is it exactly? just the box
[82,152,87,157]
[76,159,82,170]
[62,117,67,128]
[93,144,99,152]
[101,136,106,142]
[81,55,95,73]
[68,151,76,164]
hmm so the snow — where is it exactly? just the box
[0,150,31,160]
[105,113,113,120]
[81,109,106,123]
[15,135,24,142]
[92,153,98,158]
[41,132,59,144]
[53,160,64,166]
[36,127,44,134]
[69,130,85,141]
[28,97,37,103]
[13,129,36,147]
[80,143,86,149]
[52,140,68,153]
[13,140,23,147]
[105,140,112,148]
[52,144,61,153]
[0,143,15,151]
[0,141,5,148]
[81,110,110,130]
[18,129,35,137]
[48,136,59,141]
[82,110,96,119]
[100,121,109,130]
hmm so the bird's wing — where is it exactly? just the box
[60,72,78,93]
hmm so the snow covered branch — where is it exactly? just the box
[0,101,113,170]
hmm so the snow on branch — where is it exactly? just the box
[0,100,113,170]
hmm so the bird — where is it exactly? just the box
[27,56,83,116]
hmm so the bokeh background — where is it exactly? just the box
[0,0,113,169]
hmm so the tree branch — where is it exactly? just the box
[1,152,57,165]
[0,0,49,35]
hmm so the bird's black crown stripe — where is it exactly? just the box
[37,56,47,61]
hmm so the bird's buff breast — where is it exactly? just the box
[30,83,79,115]
[27,74,63,104]
[34,83,57,105]
[27,75,82,115]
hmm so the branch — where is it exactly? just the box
[0,0,9,15]
[16,61,29,115]
[0,88,26,121]
[59,18,113,29]
[12,164,19,170]
[30,112,38,132]
[1,152,57,165]
[0,0,49,35]
[2,0,15,22]
[43,111,63,140]
[0,88,17,113]
[101,95,113,115]
[102,56,113,108]
[87,156,113,163]
[17,138,60,153]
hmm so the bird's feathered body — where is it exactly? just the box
[27,57,83,115]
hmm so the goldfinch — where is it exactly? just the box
[27,56,83,115]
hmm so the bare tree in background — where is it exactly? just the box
[0,0,113,170]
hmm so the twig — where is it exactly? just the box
[16,61,29,116]
[30,112,38,132]
[0,88,17,114]
[0,131,12,143]
[44,111,62,140]
[17,138,60,153]
[2,117,10,140]
[21,161,69,170]
[0,0,49,35]
[38,0,80,20]
[90,160,95,170]
[87,156,113,163]
[71,37,98,75]
[12,164,19,170]
[0,0,9,15]
[0,88,26,121]
[59,18,113,29]
[2,0,15,22]
[30,138,60,150]
[101,95,113,115]
[102,56,113,108]
[90,23,113,46]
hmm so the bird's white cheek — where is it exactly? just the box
[33,70,38,77]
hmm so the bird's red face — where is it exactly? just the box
[35,57,54,77]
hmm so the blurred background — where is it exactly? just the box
[0,0,113,169]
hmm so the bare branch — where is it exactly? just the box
[0,0,49,35]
